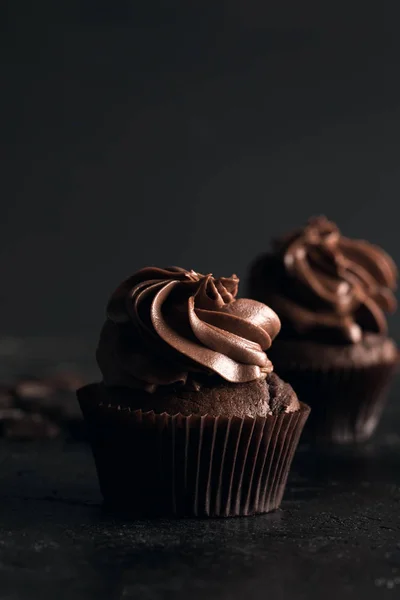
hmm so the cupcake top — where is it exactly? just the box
[97,266,282,394]
[249,216,397,344]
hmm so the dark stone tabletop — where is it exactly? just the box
[0,339,400,599]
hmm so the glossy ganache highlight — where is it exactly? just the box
[249,217,397,344]
[97,267,281,392]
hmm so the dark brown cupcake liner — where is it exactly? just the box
[78,384,310,517]
[272,360,398,445]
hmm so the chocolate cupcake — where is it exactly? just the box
[248,217,398,444]
[78,267,309,517]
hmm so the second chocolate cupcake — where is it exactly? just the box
[248,217,398,445]
[78,267,309,517]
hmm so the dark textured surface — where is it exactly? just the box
[1,383,400,598]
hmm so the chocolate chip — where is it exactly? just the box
[4,413,61,440]
[0,368,86,440]
[0,387,14,409]
[14,379,54,400]
[0,408,25,421]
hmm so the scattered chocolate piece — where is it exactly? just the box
[0,386,14,409]
[0,407,25,421]
[4,413,60,440]
[0,369,87,441]
[14,379,53,400]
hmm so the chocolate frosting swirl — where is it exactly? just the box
[249,217,397,344]
[97,267,281,392]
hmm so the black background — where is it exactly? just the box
[2,2,400,340]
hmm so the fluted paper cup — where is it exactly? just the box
[274,361,397,445]
[78,383,309,517]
